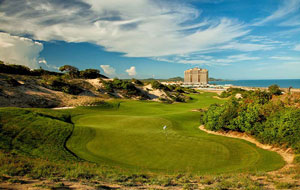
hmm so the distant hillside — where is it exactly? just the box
[209,77,228,81]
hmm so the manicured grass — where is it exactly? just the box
[67,93,284,174]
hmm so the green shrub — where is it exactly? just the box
[0,62,32,75]
[40,75,83,95]
[131,78,144,86]
[151,81,169,91]
[202,91,300,153]
[268,84,282,96]
[102,78,147,98]
[79,69,100,79]
[59,65,79,78]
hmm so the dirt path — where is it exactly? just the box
[199,125,294,171]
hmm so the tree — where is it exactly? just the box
[268,84,282,96]
[79,69,100,79]
[59,65,79,78]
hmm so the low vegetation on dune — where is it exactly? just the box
[0,61,198,109]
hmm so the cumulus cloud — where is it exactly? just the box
[0,0,250,58]
[100,65,116,76]
[38,58,59,70]
[125,66,137,76]
[0,32,43,68]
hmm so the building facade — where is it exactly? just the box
[184,68,208,85]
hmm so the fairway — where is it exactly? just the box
[67,93,284,174]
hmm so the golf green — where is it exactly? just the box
[67,93,284,174]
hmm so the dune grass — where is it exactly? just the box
[67,92,284,174]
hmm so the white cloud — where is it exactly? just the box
[220,42,274,51]
[280,15,300,26]
[294,44,300,51]
[227,54,260,61]
[270,56,297,61]
[0,32,43,68]
[38,59,47,65]
[153,53,259,66]
[254,0,300,25]
[125,66,137,76]
[100,65,116,76]
[0,0,249,57]
[38,58,59,70]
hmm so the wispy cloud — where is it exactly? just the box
[154,53,260,66]
[0,32,43,68]
[294,44,300,51]
[0,0,249,58]
[100,65,116,76]
[279,15,300,26]
[220,42,274,51]
[125,66,137,76]
[270,56,298,61]
[254,0,300,26]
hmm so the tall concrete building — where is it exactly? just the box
[184,67,208,85]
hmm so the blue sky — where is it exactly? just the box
[0,0,300,79]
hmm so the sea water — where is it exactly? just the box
[210,79,300,89]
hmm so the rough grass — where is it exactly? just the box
[67,92,284,174]
[0,108,77,161]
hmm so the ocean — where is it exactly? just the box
[209,79,300,89]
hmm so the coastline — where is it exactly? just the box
[209,79,300,89]
[230,85,300,93]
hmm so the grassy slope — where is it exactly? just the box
[67,93,284,174]
[0,108,77,161]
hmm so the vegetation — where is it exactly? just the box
[79,69,101,79]
[1,92,298,188]
[151,80,170,91]
[0,61,107,79]
[131,78,144,86]
[40,75,83,95]
[268,84,282,96]
[67,93,283,174]
[102,78,148,98]
[202,87,300,153]
[59,65,80,78]
[219,87,246,98]
[0,108,76,161]
[0,61,62,76]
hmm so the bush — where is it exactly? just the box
[202,91,300,152]
[219,88,246,98]
[59,65,79,78]
[40,75,83,95]
[79,69,100,79]
[0,62,32,75]
[131,78,143,86]
[151,81,169,91]
[102,78,147,98]
[268,84,282,96]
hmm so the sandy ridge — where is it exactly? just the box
[199,125,294,170]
